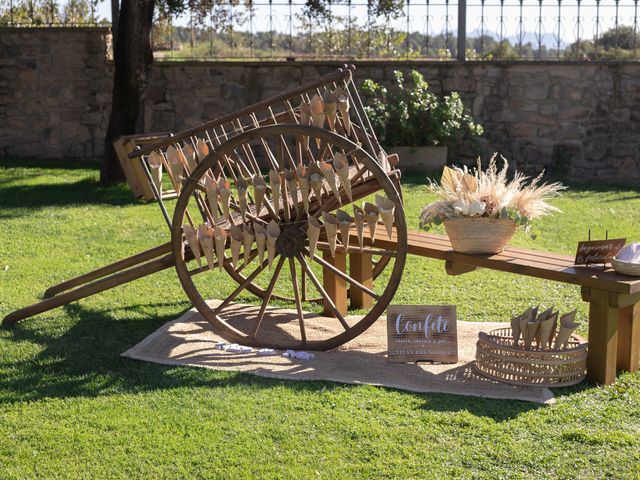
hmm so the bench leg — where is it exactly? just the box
[617,303,640,373]
[322,250,347,317]
[587,289,619,385]
[349,252,373,309]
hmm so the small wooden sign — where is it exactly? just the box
[574,239,626,266]
[387,305,458,363]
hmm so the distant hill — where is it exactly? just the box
[466,28,568,49]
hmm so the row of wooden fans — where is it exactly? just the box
[199,152,357,226]
[299,88,352,138]
[181,192,396,272]
[312,196,395,257]
[146,139,210,195]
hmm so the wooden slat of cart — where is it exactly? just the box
[113,132,178,201]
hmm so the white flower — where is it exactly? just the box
[452,201,470,216]
[468,200,486,217]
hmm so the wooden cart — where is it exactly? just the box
[3,66,409,351]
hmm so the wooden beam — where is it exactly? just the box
[609,291,640,309]
[617,303,640,373]
[44,242,173,298]
[587,289,619,385]
[350,252,373,309]
[322,250,347,317]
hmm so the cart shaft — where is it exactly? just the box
[3,243,176,327]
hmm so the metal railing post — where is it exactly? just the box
[457,0,467,60]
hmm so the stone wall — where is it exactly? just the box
[1,27,639,184]
[0,27,113,160]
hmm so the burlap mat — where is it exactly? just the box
[122,301,555,404]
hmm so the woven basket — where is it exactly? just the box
[475,327,587,387]
[612,257,640,277]
[444,217,517,254]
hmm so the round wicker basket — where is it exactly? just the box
[444,217,517,254]
[612,257,640,277]
[475,327,587,387]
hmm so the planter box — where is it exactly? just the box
[388,146,448,171]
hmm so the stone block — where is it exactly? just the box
[616,158,640,179]
[568,90,581,101]
[152,111,176,130]
[551,142,583,176]
[82,111,103,126]
[558,106,591,121]
[16,58,37,70]
[582,137,608,162]
[620,76,640,93]
[609,145,637,157]
[538,104,559,116]
[610,108,630,122]
[4,44,23,57]
[527,114,556,126]
[524,142,553,166]
[220,82,246,100]
[203,101,227,118]
[511,123,537,137]
[547,65,585,79]
[521,84,547,101]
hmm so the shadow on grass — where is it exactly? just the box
[0,179,138,218]
[1,157,102,171]
[0,299,584,421]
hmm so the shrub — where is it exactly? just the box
[361,70,484,147]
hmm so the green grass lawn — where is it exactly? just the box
[1,158,640,479]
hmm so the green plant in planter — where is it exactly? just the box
[361,70,484,147]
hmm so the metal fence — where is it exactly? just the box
[0,0,107,25]
[1,0,638,60]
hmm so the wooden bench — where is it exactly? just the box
[331,226,640,385]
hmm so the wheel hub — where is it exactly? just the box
[276,226,307,257]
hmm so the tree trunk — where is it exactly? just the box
[101,0,155,184]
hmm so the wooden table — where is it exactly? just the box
[333,226,640,385]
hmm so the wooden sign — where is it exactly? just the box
[574,239,626,266]
[387,305,458,363]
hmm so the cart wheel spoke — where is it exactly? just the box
[309,250,381,301]
[297,255,349,331]
[236,249,258,274]
[251,256,286,336]
[212,257,270,316]
[289,257,307,346]
[300,265,307,302]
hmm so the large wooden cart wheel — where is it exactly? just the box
[171,124,407,350]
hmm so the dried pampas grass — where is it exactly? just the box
[420,154,565,232]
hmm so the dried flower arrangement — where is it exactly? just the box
[420,155,565,241]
